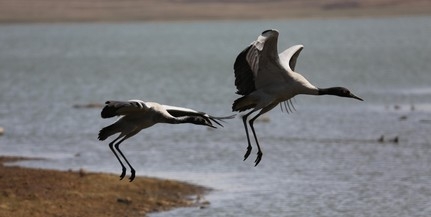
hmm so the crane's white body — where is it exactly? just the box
[233,29,362,166]
[99,99,234,181]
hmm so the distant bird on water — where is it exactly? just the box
[233,29,363,166]
[98,100,235,182]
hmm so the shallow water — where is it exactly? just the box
[1,16,431,217]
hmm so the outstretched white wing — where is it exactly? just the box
[234,29,301,93]
[278,44,304,73]
[234,30,282,95]
[161,104,201,115]
[101,100,151,118]
[162,104,235,127]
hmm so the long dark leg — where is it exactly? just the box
[114,135,136,182]
[249,112,265,166]
[248,103,278,166]
[109,135,127,179]
[242,110,256,161]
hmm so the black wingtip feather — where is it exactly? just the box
[234,46,256,96]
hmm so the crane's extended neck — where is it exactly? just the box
[318,87,363,101]
[172,116,215,128]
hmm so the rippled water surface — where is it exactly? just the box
[1,16,431,217]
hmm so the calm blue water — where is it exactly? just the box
[1,16,431,217]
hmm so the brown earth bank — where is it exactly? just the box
[0,0,430,23]
[0,156,208,217]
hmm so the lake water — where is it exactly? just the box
[1,16,431,217]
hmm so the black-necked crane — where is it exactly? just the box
[98,99,235,181]
[233,29,363,166]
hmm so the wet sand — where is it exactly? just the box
[0,156,208,217]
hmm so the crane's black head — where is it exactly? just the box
[319,87,363,101]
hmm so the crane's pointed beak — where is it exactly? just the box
[350,93,363,101]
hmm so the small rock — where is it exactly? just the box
[378,135,399,144]
[199,200,210,209]
[79,168,87,177]
[0,203,10,210]
[257,115,270,122]
[390,136,399,143]
[0,127,4,135]
[117,197,132,205]
[377,135,384,143]
[194,194,210,209]
[420,119,431,124]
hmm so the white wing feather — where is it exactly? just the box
[246,30,297,89]
[278,44,304,73]
[161,104,202,115]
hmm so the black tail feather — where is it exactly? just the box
[98,123,118,141]
[232,96,255,112]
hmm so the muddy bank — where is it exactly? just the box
[0,156,208,217]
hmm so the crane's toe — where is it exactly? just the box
[129,169,136,182]
[243,145,252,161]
[254,152,263,166]
[119,167,127,180]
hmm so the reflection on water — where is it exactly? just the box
[1,16,431,217]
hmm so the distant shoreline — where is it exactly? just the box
[0,0,430,23]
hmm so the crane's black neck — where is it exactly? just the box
[170,116,214,128]
[318,87,334,96]
[317,86,363,101]
[318,87,345,96]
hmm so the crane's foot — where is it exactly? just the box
[243,145,252,161]
[119,167,127,180]
[129,169,136,182]
[254,151,262,166]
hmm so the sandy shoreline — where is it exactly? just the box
[0,0,430,23]
[0,156,208,217]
